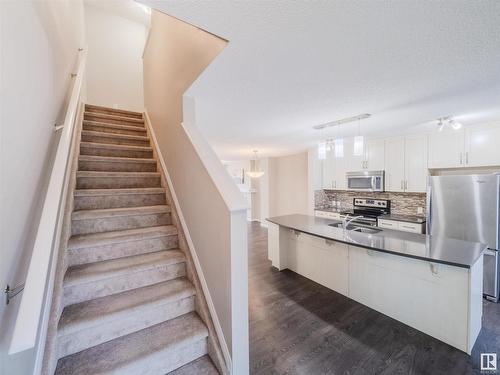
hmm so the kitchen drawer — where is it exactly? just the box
[377,219,398,229]
[377,218,425,234]
[398,222,423,233]
[315,210,341,220]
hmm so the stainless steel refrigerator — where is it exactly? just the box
[427,174,500,302]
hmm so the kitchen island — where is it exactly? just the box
[266,214,486,354]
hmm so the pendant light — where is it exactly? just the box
[246,150,265,178]
[353,117,364,156]
[334,124,344,158]
[318,141,327,160]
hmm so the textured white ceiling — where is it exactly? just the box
[143,0,500,159]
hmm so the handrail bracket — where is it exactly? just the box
[4,284,25,305]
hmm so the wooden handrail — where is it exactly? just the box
[8,48,87,354]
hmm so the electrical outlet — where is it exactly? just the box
[417,207,423,215]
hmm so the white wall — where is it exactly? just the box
[266,152,309,218]
[0,1,85,374]
[143,11,248,373]
[84,4,147,112]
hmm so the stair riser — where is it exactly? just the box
[63,262,186,306]
[74,193,166,210]
[67,235,179,266]
[85,107,143,119]
[72,212,172,235]
[77,176,161,189]
[114,338,207,374]
[81,133,149,147]
[83,123,147,136]
[57,296,195,358]
[84,114,145,128]
[78,159,157,172]
[80,145,153,159]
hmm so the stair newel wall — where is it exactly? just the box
[144,113,228,374]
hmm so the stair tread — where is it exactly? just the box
[82,130,149,141]
[168,356,219,375]
[64,250,185,287]
[55,312,207,375]
[74,187,165,196]
[58,278,195,335]
[79,155,156,163]
[83,120,146,132]
[68,225,177,250]
[85,104,143,118]
[72,205,170,220]
[84,111,144,124]
[80,142,152,151]
[77,170,160,177]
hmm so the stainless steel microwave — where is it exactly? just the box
[346,171,385,192]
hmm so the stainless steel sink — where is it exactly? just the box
[329,223,357,230]
[352,227,382,234]
[328,222,382,234]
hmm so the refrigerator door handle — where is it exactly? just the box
[426,178,432,235]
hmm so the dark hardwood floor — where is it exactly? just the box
[248,221,500,375]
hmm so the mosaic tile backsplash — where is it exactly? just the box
[315,189,427,217]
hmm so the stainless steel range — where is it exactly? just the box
[340,198,391,227]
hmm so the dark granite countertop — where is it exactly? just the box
[266,214,486,269]
[379,214,427,224]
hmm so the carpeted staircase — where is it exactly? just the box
[53,104,220,374]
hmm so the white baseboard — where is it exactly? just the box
[143,111,232,372]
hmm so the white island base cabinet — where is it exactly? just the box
[267,223,483,354]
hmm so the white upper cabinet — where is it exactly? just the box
[365,138,385,171]
[316,122,500,193]
[321,147,348,190]
[333,152,348,190]
[385,137,405,192]
[465,122,500,167]
[404,135,428,192]
[345,140,364,172]
[428,122,500,169]
[428,129,465,169]
[345,138,385,172]
[385,135,428,193]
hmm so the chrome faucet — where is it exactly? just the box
[342,215,364,230]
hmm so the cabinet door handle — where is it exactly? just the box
[466,152,469,164]
[405,180,408,190]
[460,152,463,165]
[401,180,404,190]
